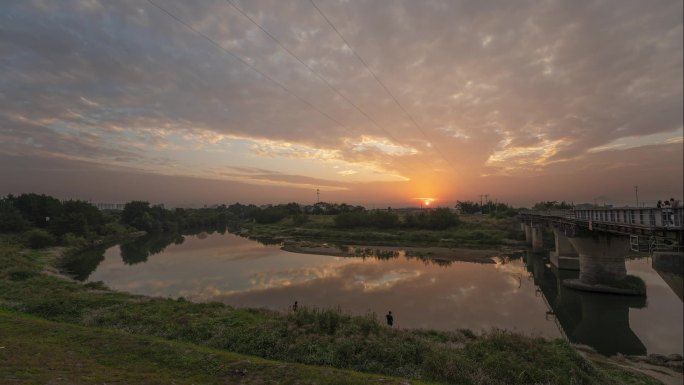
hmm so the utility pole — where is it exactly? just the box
[634,186,639,207]
[484,194,489,214]
[316,189,320,203]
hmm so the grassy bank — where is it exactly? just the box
[241,214,522,248]
[0,309,431,385]
[0,241,661,385]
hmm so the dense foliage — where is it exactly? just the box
[0,194,239,248]
[0,193,376,248]
[532,200,574,210]
[455,200,518,217]
[334,208,460,230]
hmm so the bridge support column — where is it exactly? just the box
[550,228,579,270]
[563,234,642,295]
[531,225,544,252]
[524,224,533,245]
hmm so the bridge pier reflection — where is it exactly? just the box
[525,252,647,356]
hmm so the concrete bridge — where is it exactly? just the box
[518,207,683,295]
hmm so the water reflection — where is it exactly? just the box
[75,232,559,336]
[66,232,683,355]
[525,253,646,356]
[120,233,185,265]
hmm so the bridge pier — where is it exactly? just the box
[550,228,579,270]
[531,225,544,252]
[563,234,643,295]
[524,224,533,245]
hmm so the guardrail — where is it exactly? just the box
[520,207,684,230]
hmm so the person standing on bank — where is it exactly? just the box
[386,310,393,327]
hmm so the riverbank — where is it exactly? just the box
[281,241,507,264]
[0,240,672,385]
[240,214,523,249]
[0,309,429,385]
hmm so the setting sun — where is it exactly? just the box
[415,198,436,207]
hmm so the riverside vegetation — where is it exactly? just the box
[0,236,658,384]
[0,194,665,383]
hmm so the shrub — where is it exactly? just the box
[103,222,129,236]
[25,228,57,249]
[254,207,288,224]
[62,233,88,248]
[292,214,309,226]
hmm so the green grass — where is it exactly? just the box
[242,215,521,248]
[0,242,664,385]
[0,309,433,385]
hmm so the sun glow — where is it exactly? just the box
[415,197,436,207]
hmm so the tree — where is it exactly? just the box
[13,193,63,228]
[532,201,573,210]
[121,201,162,232]
[426,207,460,230]
[455,201,481,214]
[0,201,27,232]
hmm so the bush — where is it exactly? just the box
[292,214,309,226]
[0,203,28,232]
[103,222,130,236]
[254,207,288,224]
[404,208,460,230]
[334,211,400,229]
[6,267,38,281]
[61,233,88,248]
[25,228,57,249]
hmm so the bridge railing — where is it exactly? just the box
[521,207,684,229]
[520,209,576,220]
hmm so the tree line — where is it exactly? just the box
[1,193,537,249]
[0,194,369,248]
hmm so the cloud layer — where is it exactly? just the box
[1,0,682,206]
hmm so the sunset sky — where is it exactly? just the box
[1,0,682,207]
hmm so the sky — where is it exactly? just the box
[1,0,682,208]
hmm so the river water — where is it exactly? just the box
[66,231,683,356]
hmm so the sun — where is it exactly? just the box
[415,197,436,207]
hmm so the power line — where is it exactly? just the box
[226,0,398,145]
[308,0,456,171]
[146,0,425,175]
[225,0,430,169]
[146,0,346,132]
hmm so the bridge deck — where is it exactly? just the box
[520,207,684,233]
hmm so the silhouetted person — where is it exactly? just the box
[292,301,298,312]
[386,311,393,327]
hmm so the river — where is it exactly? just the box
[65,231,683,356]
